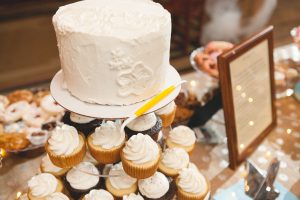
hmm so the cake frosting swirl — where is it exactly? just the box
[84,189,114,200]
[41,154,64,173]
[123,133,159,164]
[169,125,196,146]
[123,193,144,200]
[92,120,125,149]
[161,148,189,169]
[46,192,69,200]
[28,173,57,198]
[138,172,169,199]
[108,162,137,189]
[155,101,175,115]
[48,124,79,155]
[127,113,157,131]
[178,168,207,194]
[70,112,95,123]
[66,162,99,190]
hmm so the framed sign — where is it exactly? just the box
[218,26,276,169]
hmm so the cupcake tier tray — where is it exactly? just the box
[50,66,182,119]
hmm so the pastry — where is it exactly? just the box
[123,193,144,200]
[33,90,50,106]
[176,168,209,200]
[158,148,189,177]
[41,122,57,131]
[62,111,102,136]
[52,0,171,105]
[40,95,64,116]
[22,104,48,128]
[0,133,30,151]
[121,133,161,179]
[155,101,176,127]
[46,192,69,200]
[82,189,114,200]
[45,124,86,168]
[138,172,176,200]
[64,162,100,199]
[125,113,162,141]
[2,101,30,123]
[0,95,9,112]
[105,162,137,198]
[8,89,33,104]
[27,173,64,200]
[18,193,29,200]
[27,130,48,146]
[166,126,196,154]
[87,120,125,164]
[40,154,69,177]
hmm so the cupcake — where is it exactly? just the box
[155,101,176,127]
[62,111,102,136]
[40,154,69,177]
[158,148,189,177]
[82,189,114,200]
[176,168,210,200]
[123,193,144,200]
[166,126,196,154]
[125,113,162,141]
[105,162,137,198]
[45,124,86,168]
[64,162,100,199]
[138,172,176,200]
[87,120,125,164]
[46,192,69,200]
[27,173,64,200]
[121,133,161,179]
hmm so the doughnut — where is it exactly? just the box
[7,89,33,104]
[3,101,30,123]
[40,94,64,115]
[22,104,48,128]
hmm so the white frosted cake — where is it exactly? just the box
[53,0,171,105]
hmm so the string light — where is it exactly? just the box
[16,192,22,199]
[248,121,254,126]
[240,144,245,149]
[286,129,292,134]
[236,85,242,91]
[190,80,197,87]
[241,92,246,98]
[248,98,253,103]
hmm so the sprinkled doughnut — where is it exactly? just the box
[41,94,65,115]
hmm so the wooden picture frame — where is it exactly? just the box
[218,26,276,169]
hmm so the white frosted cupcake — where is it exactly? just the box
[46,192,69,200]
[158,148,189,177]
[40,154,69,177]
[166,125,196,154]
[82,189,114,200]
[45,124,86,168]
[125,113,162,141]
[65,162,100,199]
[27,173,64,200]
[155,101,176,127]
[176,168,210,200]
[121,133,161,179]
[105,162,137,198]
[138,172,174,200]
[123,193,144,200]
[87,120,126,164]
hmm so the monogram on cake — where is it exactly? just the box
[53,0,171,105]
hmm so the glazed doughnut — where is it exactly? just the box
[7,89,33,104]
[40,94,65,115]
[22,104,48,128]
[33,90,50,106]
[3,101,30,123]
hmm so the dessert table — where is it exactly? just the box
[1,44,300,200]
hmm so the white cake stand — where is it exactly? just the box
[50,66,182,119]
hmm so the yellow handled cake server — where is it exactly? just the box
[121,80,186,131]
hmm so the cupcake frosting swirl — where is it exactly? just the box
[28,173,57,197]
[123,133,159,164]
[127,113,157,131]
[169,125,196,146]
[46,192,69,200]
[155,101,175,115]
[70,112,95,123]
[48,124,79,156]
[108,162,137,189]
[84,189,114,200]
[138,172,169,199]
[161,148,189,169]
[123,193,144,200]
[92,121,125,149]
[178,168,207,194]
[41,154,63,173]
[66,162,99,190]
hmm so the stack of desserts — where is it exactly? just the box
[0,89,65,152]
